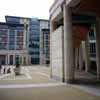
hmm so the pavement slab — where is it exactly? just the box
[0,85,100,100]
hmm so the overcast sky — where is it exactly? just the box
[0,0,54,22]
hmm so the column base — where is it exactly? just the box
[64,78,75,84]
[97,74,100,80]
[51,75,64,82]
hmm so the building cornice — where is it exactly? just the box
[50,0,80,18]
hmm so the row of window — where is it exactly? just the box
[0,30,24,36]
[29,51,40,55]
[89,30,95,40]
[0,43,23,50]
[89,43,96,55]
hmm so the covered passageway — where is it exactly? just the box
[50,0,100,83]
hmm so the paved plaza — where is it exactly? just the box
[0,65,100,100]
[0,84,100,100]
[0,65,56,85]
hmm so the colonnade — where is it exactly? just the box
[62,4,100,82]
[5,54,29,65]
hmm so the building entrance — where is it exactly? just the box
[0,55,6,65]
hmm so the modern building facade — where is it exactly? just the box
[29,18,40,64]
[39,20,50,65]
[29,18,50,64]
[0,16,50,65]
[88,26,96,61]
[50,0,100,83]
[0,18,29,65]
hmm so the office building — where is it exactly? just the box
[29,18,40,64]
[0,16,50,65]
[0,17,29,65]
[39,19,50,65]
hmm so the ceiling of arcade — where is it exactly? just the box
[71,0,100,48]
[51,0,99,48]
[72,0,100,16]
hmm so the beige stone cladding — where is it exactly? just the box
[51,26,64,81]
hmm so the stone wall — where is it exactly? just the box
[50,26,64,81]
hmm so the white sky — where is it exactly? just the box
[0,0,54,22]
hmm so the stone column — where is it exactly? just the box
[79,43,84,71]
[13,55,15,65]
[30,56,31,65]
[63,4,75,83]
[5,55,8,65]
[50,17,53,78]
[40,27,43,65]
[28,56,31,65]
[75,48,79,70]
[21,56,24,65]
[8,54,10,65]
[26,56,28,65]
[96,17,100,79]
[83,39,90,72]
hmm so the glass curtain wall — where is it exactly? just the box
[29,18,40,64]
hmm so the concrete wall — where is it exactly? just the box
[51,26,64,81]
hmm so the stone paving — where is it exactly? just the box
[0,65,56,85]
[0,84,100,100]
[0,65,100,100]
[0,67,32,80]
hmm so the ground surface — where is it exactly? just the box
[0,66,56,85]
[0,85,100,100]
[0,65,100,100]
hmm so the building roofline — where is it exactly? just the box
[38,19,49,21]
[0,22,24,26]
[0,22,6,25]
[5,15,30,19]
[5,16,49,21]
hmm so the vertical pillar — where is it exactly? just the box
[29,56,31,65]
[15,30,17,50]
[79,43,83,71]
[40,27,43,65]
[50,17,53,78]
[28,55,31,65]
[96,17,100,79]
[23,55,25,65]
[13,55,15,65]
[22,56,24,65]
[6,55,8,65]
[8,54,10,65]
[26,56,28,65]
[63,4,75,83]
[26,55,29,65]
[83,39,90,72]
[75,48,79,70]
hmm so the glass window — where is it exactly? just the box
[0,43,8,49]
[1,30,8,35]
[16,45,23,50]
[17,30,23,36]
[16,37,23,42]
[0,43,2,49]
[0,37,2,42]
[9,45,15,50]
[9,37,15,42]
[16,42,23,45]
[9,30,15,36]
